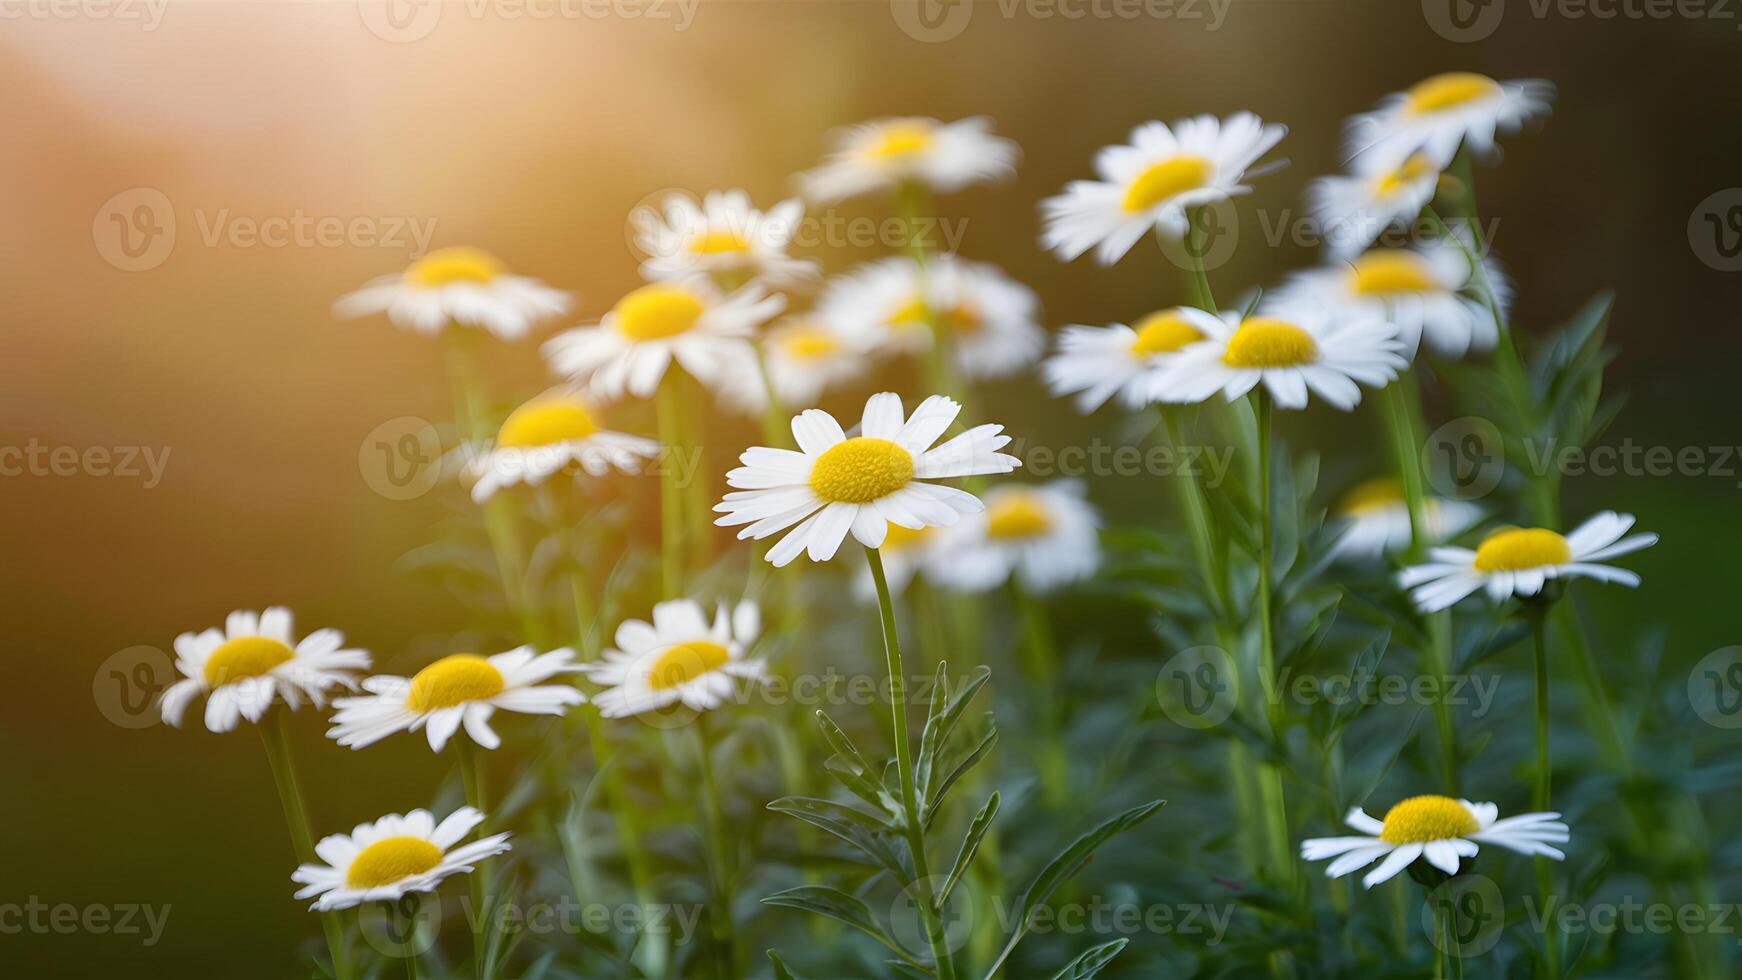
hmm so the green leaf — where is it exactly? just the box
[923,717,997,826]
[1050,938,1129,979]
[767,796,910,876]
[763,886,899,956]
[767,949,805,980]
[918,665,992,804]
[938,791,999,909]
[815,710,900,820]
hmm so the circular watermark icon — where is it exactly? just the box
[358,0,443,43]
[1421,0,1505,42]
[1156,199,1238,275]
[93,188,175,272]
[1155,644,1238,730]
[1688,188,1742,273]
[889,875,974,958]
[94,645,176,729]
[890,0,973,42]
[359,416,444,501]
[1689,646,1742,729]
[1423,416,1504,501]
[358,894,443,958]
[1421,875,1505,957]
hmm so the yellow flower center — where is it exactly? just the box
[406,654,506,712]
[1472,527,1571,573]
[1379,795,1479,844]
[345,837,443,889]
[1128,310,1203,357]
[1373,153,1436,198]
[1338,477,1404,516]
[865,121,934,161]
[778,325,843,361]
[1121,155,1213,214]
[891,296,982,334]
[613,284,705,341]
[496,395,598,449]
[1221,317,1318,368]
[809,437,915,504]
[985,492,1053,540]
[1404,72,1502,115]
[1350,251,1438,295]
[881,523,933,553]
[689,230,751,256]
[647,641,731,690]
[202,636,295,687]
[405,247,503,287]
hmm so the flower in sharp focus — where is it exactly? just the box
[715,392,1021,567]
[1399,511,1658,613]
[1042,307,1206,413]
[542,277,783,412]
[817,256,1044,382]
[761,316,868,409]
[929,480,1101,594]
[291,807,510,911]
[585,599,765,718]
[332,247,569,341]
[1151,306,1407,411]
[1040,113,1286,265]
[1302,796,1568,889]
[1271,239,1509,359]
[466,388,659,503]
[160,608,370,733]
[800,116,1018,203]
[1345,72,1554,171]
[1306,151,1441,258]
[631,189,818,287]
[327,648,585,751]
[1327,477,1482,562]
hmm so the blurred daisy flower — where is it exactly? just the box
[1042,308,1205,413]
[1346,72,1554,171]
[762,316,867,409]
[291,806,510,911]
[818,256,1044,382]
[800,116,1017,203]
[715,392,1021,566]
[929,481,1101,594]
[1302,796,1568,889]
[333,246,569,341]
[543,278,783,411]
[585,599,765,718]
[160,608,370,733]
[465,388,659,503]
[1271,240,1508,359]
[854,522,945,599]
[1307,151,1440,258]
[1040,113,1286,265]
[327,648,585,752]
[1399,512,1658,613]
[632,189,818,287]
[1151,307,1407,411]
[1326,477,1481,562]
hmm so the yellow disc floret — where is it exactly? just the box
[1122,155,1213,213]
[613,284,705,341]
[405,247,503,287]
[406,654,506,712]
[865,121,935,161]
[1473,527,1571,572]
[890,296,982,334]
[203,636,295,687]
[647,641,731,690]
[689,230,751,256]
[777,325,842,361]
[345,837,443,889]
[1338,477,1404,516]
[1350,251,1438,295]
[496,395,598,449]
[1374,153,1436,198]
[1129,310,1204,357]
[1405,73,1501,115]
[809,437,915,504]
[1379,795,1479,844]
[1221,317,1318,368]
[985,492,1053,540]
[880,523,933,553]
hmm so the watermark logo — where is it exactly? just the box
[1422,0,1506,41]
[94,188,176,272]
[891,0,974,41]
[359,0,443,42]
[360,416,444,501]
[1156,199,1238,274]
[1689,188,1742,272]
[94,645,174,730]
[358,894,442,957]
[890,876,975,956]
[1155,645,1238,729]
[1422,875,1505,957]
[1423,416,1505,500]
[1689,646,1742,729]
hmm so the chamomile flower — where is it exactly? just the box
[1040,113,1286,265]
[543,278,783,411]
[465,388,659,503]
[715,392,1021,567]
[333,247,569,341]
[1271,240,1508,358]
[1307,151,1441,258]
[817,256,1044,381]
[762,316,868,408]
[929,480,1100,594]
[1042,308,1206,413]
[585,599,765,718]
[853,522,946,599]
[1151,306,1407,411]
[160,608,370,733]
[1346,72,1555,171]
[632,189,818,287]
[1399,512,1658,613]
[327,647,585,752]
[1327,477,1482,562]
[291,807,511,911]
[800,117,1018,203]
[1301,796,1568,888]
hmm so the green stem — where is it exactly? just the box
[1432,897,1446,980]
[693,720,739,977]
[656,379,685,599]
[1012,585,1068,807]
[1178,208,1217,312]
[400,897,422,980]
[259,713,351,980]
[455,735,491,980]
[1252,391,1296,904]
[1526,604,1560,978]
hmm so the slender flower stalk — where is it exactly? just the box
[693,719,740,976]
[1011,584,1068,806]
[259,712,352,980]
[1251,390,1295,894]
[656,378,685,599]
[453,735,492,979]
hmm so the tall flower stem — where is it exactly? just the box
[693,718,739,977]
[1525,602,1560,977]
[866,547,958,980]
[399,896,422,980]
[1177,207,1217,311]
[1251,390,1295,898]
[656,378,685,599]
[259,712,351,980]
[1011,584,1068,807]
[455,734,493,980]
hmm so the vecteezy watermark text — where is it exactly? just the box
[0,439,170,488]
[0,898,171,946]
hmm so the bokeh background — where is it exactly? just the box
[3,1,1739,975]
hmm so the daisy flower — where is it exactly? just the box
[1399,512,1658,613]
[929,480,1100,594]
[1040,113,1286,265]
[291,806,511,911]
[1042,308,1206,413]
[584,599,766,718]
[762,316,868,409]
[327,647,585,752]
[1150,306,1407,411]
[631,189,818,287]
[543,278,783,411]
[800,116,1017,203]
[714,392,1021,567]
[333,247,569,341]
[1327,477,1482,562]
[817,256,1045,382]
[1345,72,1555,171]
[1271,240,1509,359]
[465,388,659,503]
[1301,795,1568,889]
[1307,151,1440,258]
[160,608,370,733]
